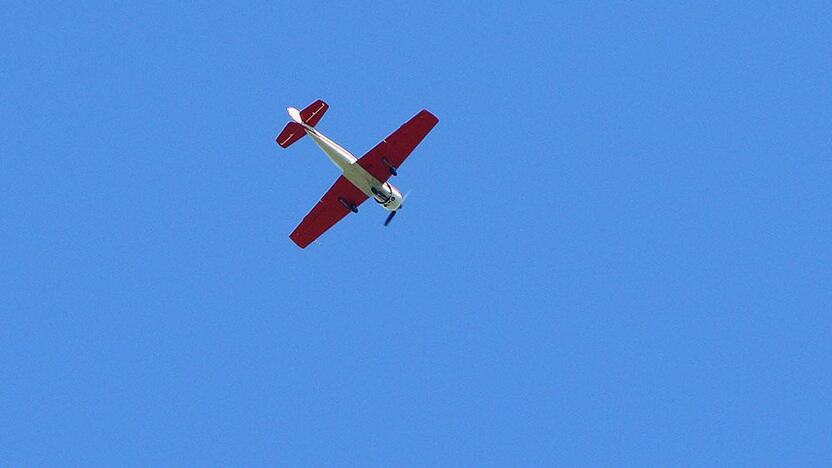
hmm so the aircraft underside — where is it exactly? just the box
[275,99,437,247]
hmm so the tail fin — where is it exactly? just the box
[275,99,329,148]
[287,107,303,124]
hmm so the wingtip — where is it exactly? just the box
[419,109,439,124]
[289,232,309,249]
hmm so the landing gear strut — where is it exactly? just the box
[382,157,398,176]
[338,198,358,213]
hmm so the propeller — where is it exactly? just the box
[383,191,412,227]
[384,210,397,226]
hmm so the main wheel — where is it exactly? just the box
[339,198,359,213]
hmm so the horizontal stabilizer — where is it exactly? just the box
[300,99,328,127]
[276,122,306,148]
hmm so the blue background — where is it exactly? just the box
[2,2,831,465]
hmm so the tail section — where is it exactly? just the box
[276,99,329,148]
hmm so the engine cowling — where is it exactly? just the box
[372,183,403,210]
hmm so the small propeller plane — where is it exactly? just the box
[276,100,438,248]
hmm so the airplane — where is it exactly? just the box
[276,99,438,248]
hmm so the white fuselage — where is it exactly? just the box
[302,125,403,211]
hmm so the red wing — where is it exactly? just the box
[357,109,438,184]
[290,176,369,248]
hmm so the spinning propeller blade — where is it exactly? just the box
[384,210,397,226]
[383,191,411,227]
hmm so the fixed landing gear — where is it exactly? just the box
[338,198,358,213]
[382,157,398,176]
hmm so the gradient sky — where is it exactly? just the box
[2,2,831,466]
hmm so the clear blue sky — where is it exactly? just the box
[2,2,831,466]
